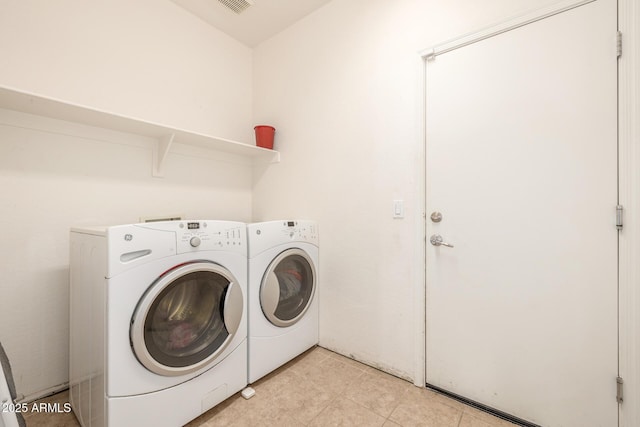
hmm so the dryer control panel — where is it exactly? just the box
[282,220,318,243]
[248,220,318,257]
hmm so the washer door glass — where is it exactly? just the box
[131,262,243,376]
[260,248,316,328]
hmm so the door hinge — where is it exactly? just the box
[616,205,623,230]
[616,31,622,58]
[617,376,624,403]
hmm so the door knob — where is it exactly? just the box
[430,234,454,248]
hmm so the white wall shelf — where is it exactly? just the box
[0,86,280,177]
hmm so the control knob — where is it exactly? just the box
[190,236,201,247]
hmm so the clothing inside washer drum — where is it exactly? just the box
[146,273,230,365]
[0,341,26,427]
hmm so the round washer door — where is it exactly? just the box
[130,261,243,377]
[260,248,316,328]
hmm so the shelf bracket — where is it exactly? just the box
[265,150,281,164]
[153,133,175,177]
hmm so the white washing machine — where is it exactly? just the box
[69,220,247,427]
[247,220,319,384]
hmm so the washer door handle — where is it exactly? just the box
[223,281,244,336]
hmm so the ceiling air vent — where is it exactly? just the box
[217,0,254,14]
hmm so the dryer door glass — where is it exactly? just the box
[131,262,242,376]
[260,249,316,328]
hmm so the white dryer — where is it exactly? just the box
[70,220,247,427]
[247,220,319,384]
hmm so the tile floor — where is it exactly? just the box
[23,346,518,427]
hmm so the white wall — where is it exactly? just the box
[252,0,556,381]
[3,0,631,412]
[0,0,253,143]
[0,0,254,400]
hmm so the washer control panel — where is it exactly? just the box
[175,221,244,253]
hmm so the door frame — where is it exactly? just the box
[617,0,640,425]
[414,0,640,424]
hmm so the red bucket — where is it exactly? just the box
[254,125,275,149]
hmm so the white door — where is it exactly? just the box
[425,1,618,426]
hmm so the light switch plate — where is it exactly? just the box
[393,200,404,219]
